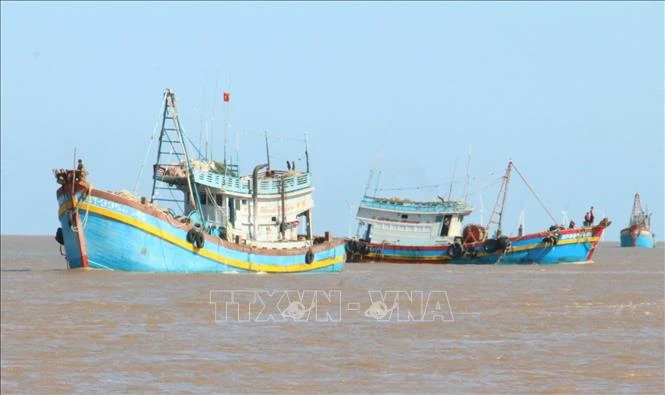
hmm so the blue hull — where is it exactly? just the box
[348,226,608,265]
[57,189,345,273]
[620,228,655,248]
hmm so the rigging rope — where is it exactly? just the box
[375,171,501,193]
[511,163,558,225]
[466,176,504,197]
[133,95,168,195]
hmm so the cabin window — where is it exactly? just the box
[200,194,207,205]
[440,215,452,237]
[242,199,247,205]
[435,215,443,222]
[401,214,408,219]
[271,216,277,222]
[216,194,224,206]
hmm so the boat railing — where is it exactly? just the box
[360,198,472,213]
[194,170,312,195]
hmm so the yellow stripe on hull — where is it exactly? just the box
[364,236,600,261]
[69,202,343,273]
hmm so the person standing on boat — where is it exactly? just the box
[77,159,87,181]
[584,207,595,227]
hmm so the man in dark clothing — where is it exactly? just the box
[77,159,87,181]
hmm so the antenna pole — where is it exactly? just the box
[363,170,374,197]
[463,145,472,202]
[373,170,382,197]
[223,75,231,170]
[304,133,310,173]
[199,77,206,160]
[210,70,220,161]
[223,101,228,167]
[264,131,271,170]
[479,192,485,225]
[236,129,241,172]
[447,158,458,200]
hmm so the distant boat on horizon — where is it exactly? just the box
[620,193,655,248]
[52,89,346,272]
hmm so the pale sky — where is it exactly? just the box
[1,2,663,241]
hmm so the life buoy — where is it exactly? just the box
[55,227,64,245]
[305,249,314,264]
[448,243,463,259]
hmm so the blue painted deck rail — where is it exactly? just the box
[193,170,312,195]
[360,197,473,213]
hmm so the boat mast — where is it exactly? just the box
[486,161,513,238]
[151,89,205,223]
[631,193,644,226]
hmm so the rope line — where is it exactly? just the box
[133,95,168,195]
[375,171,501,192]
[511,163,558,225]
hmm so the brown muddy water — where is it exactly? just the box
[1,236,663,394]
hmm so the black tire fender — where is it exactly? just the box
[483,239,498,253]
[194,232,205,249]
[55,227,64,245]
[305,249,314,264]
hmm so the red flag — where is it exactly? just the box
[223,92,230,102]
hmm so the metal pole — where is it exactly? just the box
[264,131,271,170]
[304,133,310,173]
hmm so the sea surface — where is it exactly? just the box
[1,236,663,394]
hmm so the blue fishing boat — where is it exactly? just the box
[346,161,611,264]
[53,89,345,272]
[620,193,655,248]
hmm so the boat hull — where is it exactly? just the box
[620,227,655,248]
[56,185,345,273]
[347,224,609,265]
